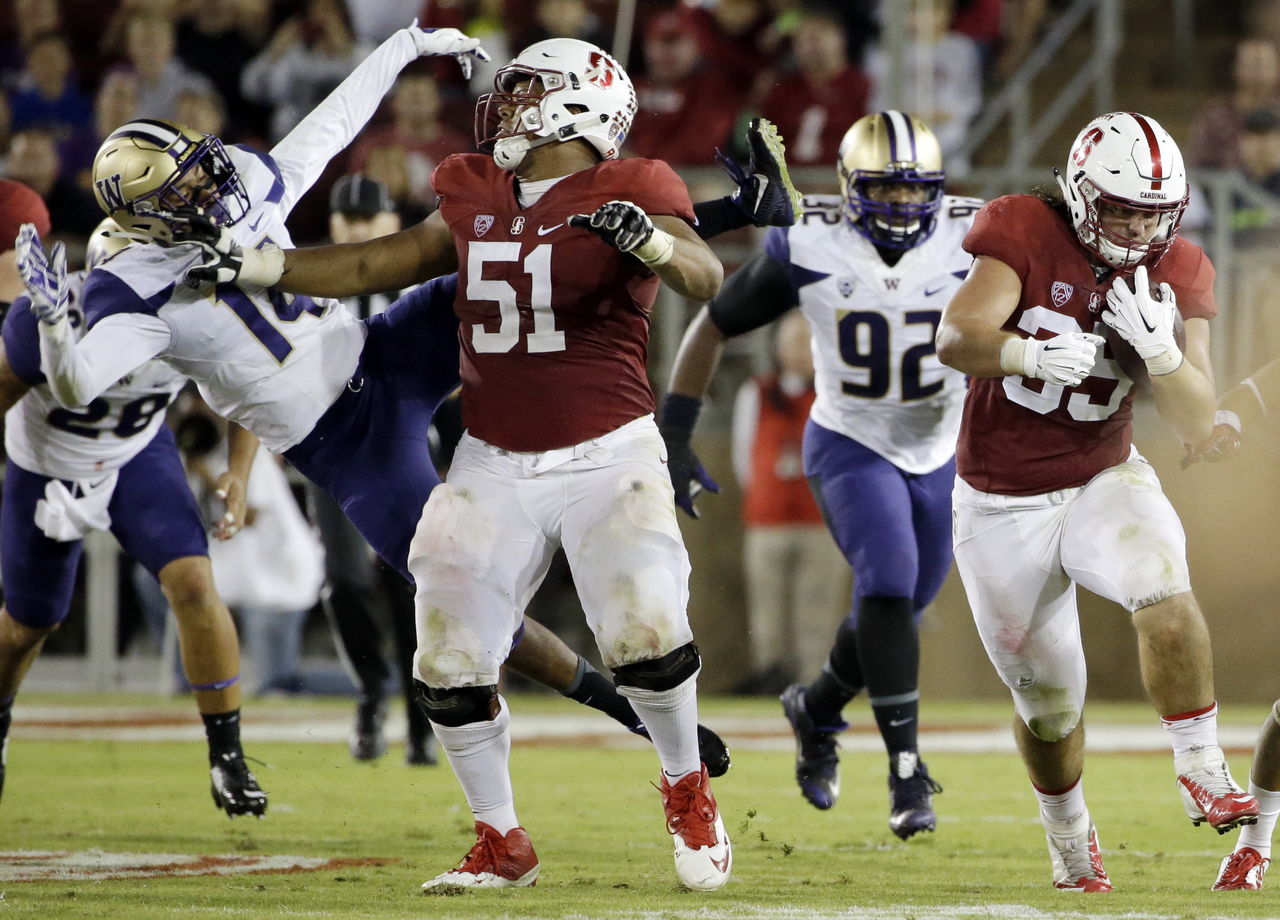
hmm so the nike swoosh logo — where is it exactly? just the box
[537,223,563,236]
[888,718,914,727]
[924,286,945,297]
[1140,315,1158,334]
[711,845,731,874]
[248,215,265,233]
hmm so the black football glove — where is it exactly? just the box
[717,117,803,227]
[569,200,656,252]
[163,206,246,288]
[659,393,720,519]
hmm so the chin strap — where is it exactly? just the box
[494,114,610,169]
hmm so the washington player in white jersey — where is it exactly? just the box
[0,220,265,816]
[664,111,974,839]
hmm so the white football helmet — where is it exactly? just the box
[91,118,250,241]
[1055,111,1188,270]
[474,38,637,170]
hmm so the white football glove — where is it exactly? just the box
[407,23,490,79]
[1000,331,1104,387]
[15,223,69,326]
[1102,264,1182,376]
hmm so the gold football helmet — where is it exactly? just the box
[837,111,945,250]
[85,216,143,270]
[91,118,250,240]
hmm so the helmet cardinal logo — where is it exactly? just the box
[96,174,127,213]
[585,51,615,88]
[1072,127,1105,167]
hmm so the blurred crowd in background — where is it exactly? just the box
[0,0,1054,258]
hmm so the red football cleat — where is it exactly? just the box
[1047,824,1113,892]
[1213,846,1269,891]
[1176,746,1260,833]
[660,764,732,891]
[421,822,539,890]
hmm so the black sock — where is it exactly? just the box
[202,710,242,760]
[560,657,644,732]
[855,596,920,756]
[0,695,13,748]
[803,616,864,725]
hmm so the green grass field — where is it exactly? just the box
[1,693,1277,919]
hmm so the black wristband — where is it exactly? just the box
[660,392,702,435]
[692,197,753,240]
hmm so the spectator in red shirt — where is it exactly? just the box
[627,8,740,166]
[760,3,870,168]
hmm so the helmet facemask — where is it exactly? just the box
[1059,171,1187,270]
[843,172,946,250]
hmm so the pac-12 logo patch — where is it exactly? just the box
[1050,281,1074,308]
[837,277,856,297]
[474,214,495,237]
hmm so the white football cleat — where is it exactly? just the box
[660,764,732,891]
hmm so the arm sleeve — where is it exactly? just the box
[731,380,759,490]
[268,29,421,216]
[706,247,798,337]
[38,313,171,408]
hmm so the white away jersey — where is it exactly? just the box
[38,26,431,452]
[767,194,979,474]
[5,270,187,480]
[80,243,363,453]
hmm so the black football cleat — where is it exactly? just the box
[888,751,942,840]
[210,751,268,818]
[780,684,845,810]
[349,696,388,761]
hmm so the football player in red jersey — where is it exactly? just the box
[936,111,1259,892]
[166,38,735,892]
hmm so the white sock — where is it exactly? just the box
[1237,780,1280,857]
[1035,776,1089,834]
[618,672,701,780]
[1162,702,1219,760]
[430,695,519,834]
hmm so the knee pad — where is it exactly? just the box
[612,642,700,692]
[413,681,498,727]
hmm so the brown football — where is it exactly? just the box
[1101,286,1186,388]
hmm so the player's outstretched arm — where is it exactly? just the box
[175,208,458,298]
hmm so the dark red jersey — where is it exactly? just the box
[433,154,696,451]
[957,194,1217,495]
